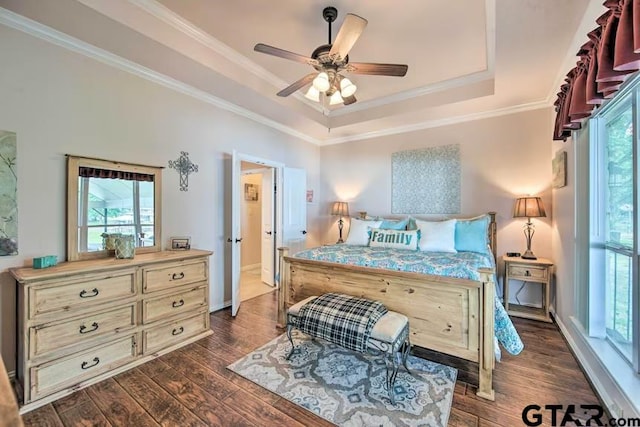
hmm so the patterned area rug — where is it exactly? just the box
[227,332,457,426]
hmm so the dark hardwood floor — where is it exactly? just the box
[21,292,602,426]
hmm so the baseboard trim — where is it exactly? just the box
[241,263,260,272]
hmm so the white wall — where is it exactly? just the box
[0,25,321,371]
[319,108,554,305]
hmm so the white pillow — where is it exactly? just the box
[345,218,382,246]
[415,219,458,252]
[369,228,419,250]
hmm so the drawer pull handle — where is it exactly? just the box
[79,288,99,298]
[172,272,185,280]
[172,299,185,308]
[79,322,99,334]
[81,357,100,370]
[525,270,531,277]
[172,326,184,336]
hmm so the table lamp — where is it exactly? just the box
[331,201,349,243]
[513,196,546,260]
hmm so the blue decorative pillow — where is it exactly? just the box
[380,218,409,230]
[455,215,490,254]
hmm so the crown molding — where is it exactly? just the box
[1,5,556,148]
[127,0,324,113]
[321,100,551,146]
[0,7,321,145]
[128,0,496,117]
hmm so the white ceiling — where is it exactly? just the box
[0,0,597,144]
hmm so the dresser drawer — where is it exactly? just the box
[143,312,208,354]
[29,304,137,359]
[30,271,137,318]
[143,285,207,324]
[508,264,548,281]
[143,260,207,293]
[30,334,137,400]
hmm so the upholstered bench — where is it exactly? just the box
[286,295,411,404]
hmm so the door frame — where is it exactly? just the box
[233,152,284,287]
[240,167,276,285]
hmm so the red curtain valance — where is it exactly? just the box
[554,0,640,140]
[79,166,154,182]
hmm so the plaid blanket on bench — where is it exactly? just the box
[295,293,388,352]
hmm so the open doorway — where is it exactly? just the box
[239,162,276,302]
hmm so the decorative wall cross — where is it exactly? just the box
[168,151,198,191]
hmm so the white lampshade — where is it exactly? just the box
[312,72,330,92]
[305,86,320,101]
[340,78,357,97]
[329,91,344,105]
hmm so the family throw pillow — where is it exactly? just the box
[369,229,419,250]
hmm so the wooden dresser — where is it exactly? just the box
[9,249,213,412]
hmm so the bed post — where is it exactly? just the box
[488,211,497,262]
[477,268,496,401]
[276,247,290,328]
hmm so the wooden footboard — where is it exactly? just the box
[277,247,496,400]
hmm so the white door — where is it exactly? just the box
[230,153,285,317]
[231,151,242,316]
[261,168,275,285]
[282,168,307,254]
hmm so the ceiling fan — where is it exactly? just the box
[254,6,408,107]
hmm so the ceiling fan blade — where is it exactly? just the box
[343,95,357,105]
[329,14,368,62]
[347,62,408,77]
[254,43,314,65]
[276,73,317,97]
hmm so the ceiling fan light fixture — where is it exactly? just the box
[329,90,344,105]
[304,86,320,101]
[312,72,330,92]
[340,77,357,97]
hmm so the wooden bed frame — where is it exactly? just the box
[276,212,498,400]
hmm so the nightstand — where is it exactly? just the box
[502,255,554,322]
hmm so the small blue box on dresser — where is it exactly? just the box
[32,255,58,269]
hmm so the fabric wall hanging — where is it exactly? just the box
[391,145,461,214]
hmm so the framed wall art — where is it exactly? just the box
[244,183,258,201]
[552,150,567,188]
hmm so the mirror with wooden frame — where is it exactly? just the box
[67,155,163,261]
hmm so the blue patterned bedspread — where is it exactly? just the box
[293,245,524,356]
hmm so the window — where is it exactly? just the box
[591,92,639,371]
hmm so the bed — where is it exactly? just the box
[276,212,523,401]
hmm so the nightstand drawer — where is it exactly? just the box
[508,265,548,280]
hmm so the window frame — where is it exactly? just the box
[590,89,640,373]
